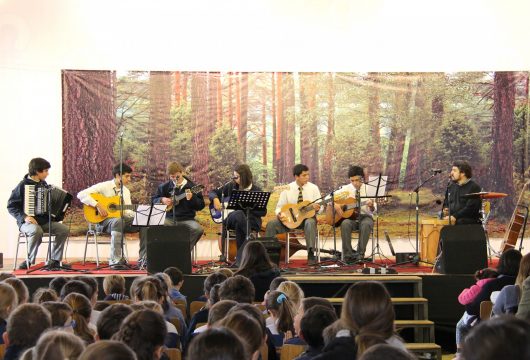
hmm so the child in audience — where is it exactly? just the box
[63,293,96,344]
[219,311,265,360]
[131,300,179,349]
[41,302,74,330]
[186,328,246,360]
[164,266,187,304]
[32,287,58,303]
[358,344,416,360]
[96,303,133,340]
[31,329,85,360]
[103,274,129,301]
[265,291,296,347]
[493,253,530,315]
[74,276,101,327]
[0,283,18,345]
[3,277,29,305]
[288,297,335,345]
[79,340,137,360]
[218,275,256,304]
[277,281,304,312]
[49,276,68,298]
[296,305,338,360]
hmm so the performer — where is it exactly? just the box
[442,160,482,225]
[7,158,70,270]
[152,161,205,248]
[77,163,140,266]
[209,164,267,265]
[265,164,321,265]
[332,165,376,262]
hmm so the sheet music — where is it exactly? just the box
[366,175,388,197]
[133,204,167,226]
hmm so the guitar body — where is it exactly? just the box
[209,196,233,224]
[280,201,316,229]
[325,197,358,226]
[165,184,205,212]
[83,194,124,223]
[500,181,529,253]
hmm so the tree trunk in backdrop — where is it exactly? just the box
[321,72,335,192]
[299,73,320,185]
[191,72,209,186]
[366,72,382,175]
[174,71,181,106]
[271,73,277,178]
[275,72,284,182]
[282,72,296,183]
[240,72,249,162]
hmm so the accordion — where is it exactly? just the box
[24,185,73,222]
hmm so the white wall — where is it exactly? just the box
[1,0,529,258]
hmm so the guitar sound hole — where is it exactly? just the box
[108,204,116,211]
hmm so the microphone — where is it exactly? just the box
[231,176,238,180]
[431,169,442,174]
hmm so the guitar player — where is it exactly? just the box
[333,165,376,263]
[77,163,140,267]
[265,163,322,265]
[152,161,205,249]
[208,164,267,265]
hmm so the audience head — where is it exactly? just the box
[103,274,126,296]
[236,241,276,277]
[80,340,137,360]
[207,300,238,326]
[73,276,99,304]
[130,300,163,314]
[41,301,73,329]
[4,303,51,350]
[204,272,228,298]
[294,297,335,336]
[462,315,530,360]
[217,268,234,278]
[265,291,296,334]
[163,267,184,288]
[49,277,68,297]
[0,272,15,281]
[209,283,222,305]
[219,311,264,359]
[358,344,415,360]
[130,276,164,304]
[0,282,18,320]
[112,309,167,360]
[341,281,395,355]
[60,280,92,300]
[277,281,304,310]
[474,268,498,281]
[269,276,288,291]
[32,287,58,304]
[3,277,29,305]
[97,303,133,340]
[219,275,255,304]
[187,328,246,360]
[32,329,85,360]
[94,301,111,312]
[516,253,530,287]
[63,293,95,344]
[227,303,267,335]
[300,305,338,349]
[497,249,522,276]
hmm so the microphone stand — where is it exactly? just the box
[172,181,177,225]
[218,179,234,264]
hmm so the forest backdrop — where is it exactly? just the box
[62,70,530,237]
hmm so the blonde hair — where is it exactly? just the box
[4,277,29,304]
[103,275,126,295]
[167,162,184,175]
[0,282,18,319]
[33,330,85,360]
[63,293,95,344]
[217,268,234,278]
[277,281,304,310]
[130,300,163,314]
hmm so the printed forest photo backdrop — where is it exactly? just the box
[62,70,530,238]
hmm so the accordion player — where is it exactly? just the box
[24,184,73,222]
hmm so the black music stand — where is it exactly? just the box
[227,190,271,263]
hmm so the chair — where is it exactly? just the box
[284,229,320,264]
[83,223,128,266]
[280,344,305,360]
[224,228,259,262]
[0,343,5,359]
[169,317,184,336]
[163,348,182,360]
[190,300,206,319]
[480,300,493,320]
[173,299,187,320]
[14,230,55,270]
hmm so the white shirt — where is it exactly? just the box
[77,179,134,217]
[340,183,377,217]
[275,181,322,215]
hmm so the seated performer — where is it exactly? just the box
[442,160,482,225]
[7,158,70,270]
[152,161,205,247]
[77,163,139,266]
[332,165,376,262]
[209,164,267,265]
[265,164,321,265]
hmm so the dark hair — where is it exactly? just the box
[498,249,522,276]
[204,272,228,296]
[453,160,472,178]
[4,277,29,304]
[112,163,133,178]
[293,164,309,177]
[164,267,184,286]
[474,268,498,281]
[219,275,255,304]
[359,344,416,360]
[300,305,338,348]
[63,293,95,344]
[235,164,253,189]
[32,287,58,304]
[97,303,133,340]
[49,277,68,297]
[112,309,167,360]
[28,157,51,176]
[79,340,137,360]
[0,272,15,281]
[348,165,365,179]
[302,297,335,313]
[207,300,238,326]
[462,316,530,360]
[235,241,276,278]
[341,281,395,355]
[270,277,288,291]
[60,280,92,300]
[220,311,264,356]
[6,303,52,348]
[187,327,246,360]
[265,290,296,334]
[226,303,267,334]
[41,301,73,328]
[73,276,99,300]
[209,283,222,305]
[94,301,112,312]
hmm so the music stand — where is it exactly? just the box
[227,190,271,243]
[133,204,167,226]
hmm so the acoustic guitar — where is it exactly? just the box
[83,193,140,223]
[324,197,359,226]
[500,181,529,253]
[165,184,205,212]
[280,192,347,229]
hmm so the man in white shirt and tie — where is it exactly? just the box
[265,164,321,265]
[77,163,140,266]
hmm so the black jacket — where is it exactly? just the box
[7,174,50,228]
[442,179,482,224]
[208,182,268,220]
[152,177,205,221]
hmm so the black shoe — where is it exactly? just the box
[46,260,61,270]
[307,251,317,265]
[60,262,72,269]
[18,260,29,270]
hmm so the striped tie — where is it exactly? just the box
[297,186,303,203]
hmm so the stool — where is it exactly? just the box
[83,223,128,266]
[224,228,259,262]
[14,231,54,270]
[284,229,320,264]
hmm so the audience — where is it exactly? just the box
[31,329,85,360]
[60,280,92,300]
[31,287,58,304]
[517,275,530,320]
[219,275,256,304]
[3,278,29,305]
[96,303,133,340]
[79,340,137,360]
[186,328,246,360]
[103,274,129,301]
[48,277,68,298]
[41,302,74,330]
[289,297,335,346]
[63,293,96,345]
[0,282,17,345]
[358,344,416,360]
[265,291,296,347]
[219,311,264,360]
[493,252,530,316]
[297,305,338,360]
[277,281,304,312]
[163,267,186,304]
